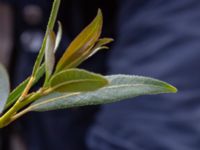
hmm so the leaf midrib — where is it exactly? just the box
[52,78,107,90]
[30,83,171,110]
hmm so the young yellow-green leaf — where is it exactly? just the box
[55,9,103,73]
[50,69,108,92]
[29,75,177,112]
[86,38,113,59]
[0,64,10,114]
[55,21,62,52]
[60,38,113,69]
[45,30,56,78]
[59,45,94,69]
[95,38,114,48]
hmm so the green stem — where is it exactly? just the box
[0,0,61,128]
[0,88,54,128]
[19,76,35,100]
[0,93,39,128]
[32,0,61,76]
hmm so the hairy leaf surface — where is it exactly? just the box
[30,75,177,111]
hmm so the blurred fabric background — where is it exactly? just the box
[1,0,200,150]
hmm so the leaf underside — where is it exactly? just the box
[30,75,177,112]
[55,21,63,52]
[0,64,10,114]
[45,30,56,78]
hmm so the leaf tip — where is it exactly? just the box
[165,83,178,93]
[96,8,103,27]
[97,8,103,18]
[109,38,115,43]
[170,85,178,93]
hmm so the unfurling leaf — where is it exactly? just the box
[55,21,63,52]
[29,75,177,112]
[0,64,10,114]
[95,38,114,48]
[49,69,108,92]
[32,0,61,76]
[86,38,114,59]
[55,9,103,72]
[45,30,56,78]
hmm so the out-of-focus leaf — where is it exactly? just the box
[0,64,10,114]
[86,38,113,58]
[55,21,62,52]
[5,64,45,110]
[29,75,177,112]
[55,9,103,72]
[5,78,29,111]
[45,30,56,79]
[95,38,114,48]
[49,69,108,92]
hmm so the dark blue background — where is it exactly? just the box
[1,0,200,150]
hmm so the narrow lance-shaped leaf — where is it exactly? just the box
[29,75,177,112]
[54,21,62,52]
[49,68,108,92]
[0,64,10,114]
[45,30,56,78]
[55,9,103,73]
[61,38,113,69]
[6,22,61,109]
[94,38,114,48]
[32,0,60,76]
[5,64,45,110]
[86,38,113,59]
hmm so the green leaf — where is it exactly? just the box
[45,30,56,78]
[95,38,114,48]
[55,21,62,52]
[58,38,113,69]
[5,78,29,111]
[55,9,103,72]
[32,0,61,76]
[0,64,10,114]
[29,75,177,112]
[49,69,108,92]
[4,64,45,110]
[86,38,113,59]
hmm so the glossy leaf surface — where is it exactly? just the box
[62,38,113,69]
[50,69,108,92]
[55,9,103,72]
